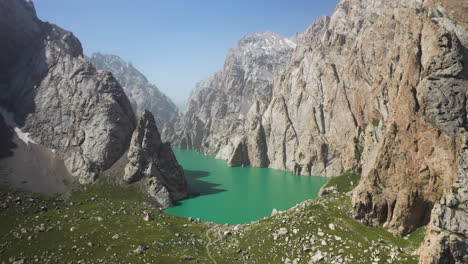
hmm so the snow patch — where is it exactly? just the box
[0,107,37,145]
[284,39,297,49]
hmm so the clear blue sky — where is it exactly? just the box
[34,0,339,104]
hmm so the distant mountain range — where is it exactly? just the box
[89,53,179,130]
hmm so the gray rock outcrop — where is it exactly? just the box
[419,136,468,264]
[2,0,467,261]
[125,110,187,208]
[89,53,179,129]
[0,0,136,184]
[165,0,468,262]
[163,31,296,165]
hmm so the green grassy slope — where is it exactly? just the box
[0,184,210,264]
[320,171,361,193]
[0,174,425,264]
[208,193,424,264]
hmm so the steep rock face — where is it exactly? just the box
[125,110,187,208]
[0,0,136,184]
[346,0,468,239]
[419,137,468,264]
[259,0,467,180]
[227,100,270,167]
[167,0,467,261]
[89,53,179,129]
[256,0,467,262]
[215,0,467,242]
[163,31,296,163]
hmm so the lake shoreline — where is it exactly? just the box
[164,148,328,225]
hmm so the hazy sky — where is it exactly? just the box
[34,0,339,104]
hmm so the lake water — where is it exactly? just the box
[164,149,328,224]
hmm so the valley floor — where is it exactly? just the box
[0,182,425,264]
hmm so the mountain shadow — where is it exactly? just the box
[184,169,226,197]
[0,115,17,159]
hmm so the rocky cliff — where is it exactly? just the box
[268,0,468,262]
[419,137,468,263]
[0,0,187,208]
[166,0,467,262]
[124,110,187,208]
[0,0,136,184]
[89,53,179,129]
[163,31,296,165]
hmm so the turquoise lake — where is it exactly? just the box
[164,149,328,224]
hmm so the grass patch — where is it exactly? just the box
[209,194,421,264]
[357,144,364,154]
[0,182,425,264]
[0,184,210,264]
[372,118,380,127]
[322,171,361,193]
[358,123,368,137]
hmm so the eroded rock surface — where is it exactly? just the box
[419,136,468,264]
[125,110,187,208]
[343,5,468,264]
[163,31,296,166]
[0,0,136,184]
[89,53,179,129]
[166,0,468,261]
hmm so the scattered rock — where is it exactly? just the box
[143,211,154,221]
[34,224,45,233]
[319,185,338,197]
[310,252,324,263]
[11,258,25,264]
[284,258,299,264]
[134,245,148,254]
[181,255,195,261]
[271,208,278,216]
[278,228,288,236]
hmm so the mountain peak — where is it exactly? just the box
[238,31,296,50]
[88,53,179,129]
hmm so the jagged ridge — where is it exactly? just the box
[89,53,179,130]
[166,0,468,263]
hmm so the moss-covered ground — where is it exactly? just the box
[208,193,424,263]
[0,184,210,263]
[0,173,426,264]
[320,171,361,193]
